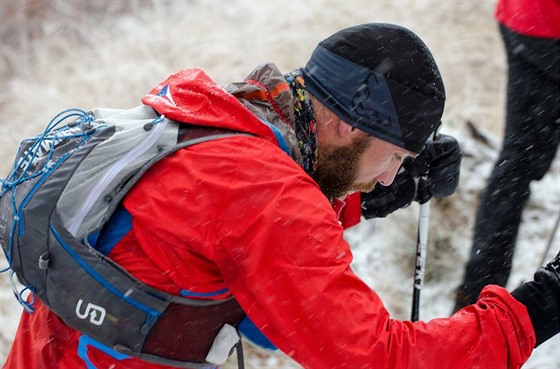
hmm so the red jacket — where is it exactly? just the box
[496,0,560,38]
[5,67,535,369]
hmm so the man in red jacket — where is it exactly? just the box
[454,0,560,311]
[4,23,559,369]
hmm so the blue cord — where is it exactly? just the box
[7,109,92,186]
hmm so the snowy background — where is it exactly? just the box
[0,1,558,368]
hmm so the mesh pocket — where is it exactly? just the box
[143,298,245,362]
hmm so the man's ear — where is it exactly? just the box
[338,119,356,138]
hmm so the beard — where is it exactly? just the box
[313,134,377,200]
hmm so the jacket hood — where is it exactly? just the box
[142,68,278,144]
[225,63,302,166]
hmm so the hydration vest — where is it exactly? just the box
[0,105,249,368]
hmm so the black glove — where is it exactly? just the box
[512,251,560,347]
[361,134,462,219]
[414,133,462,203]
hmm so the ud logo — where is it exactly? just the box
[76,299,106,326]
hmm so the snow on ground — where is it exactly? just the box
[1,1,559,368]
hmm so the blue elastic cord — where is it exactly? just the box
[8,109,92,186]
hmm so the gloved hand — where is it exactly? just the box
[361,134,462,219]
[512,251,560,347]
[414,133,463,203]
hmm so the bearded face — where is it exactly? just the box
[313,133,377,200]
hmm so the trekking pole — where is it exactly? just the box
[538,209,560,267]
[411,201,430,322]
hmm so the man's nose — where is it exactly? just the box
[377,161,402,186]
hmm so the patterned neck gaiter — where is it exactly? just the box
[284,69,318,177]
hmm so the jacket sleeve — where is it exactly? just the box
[208,140,535,369]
